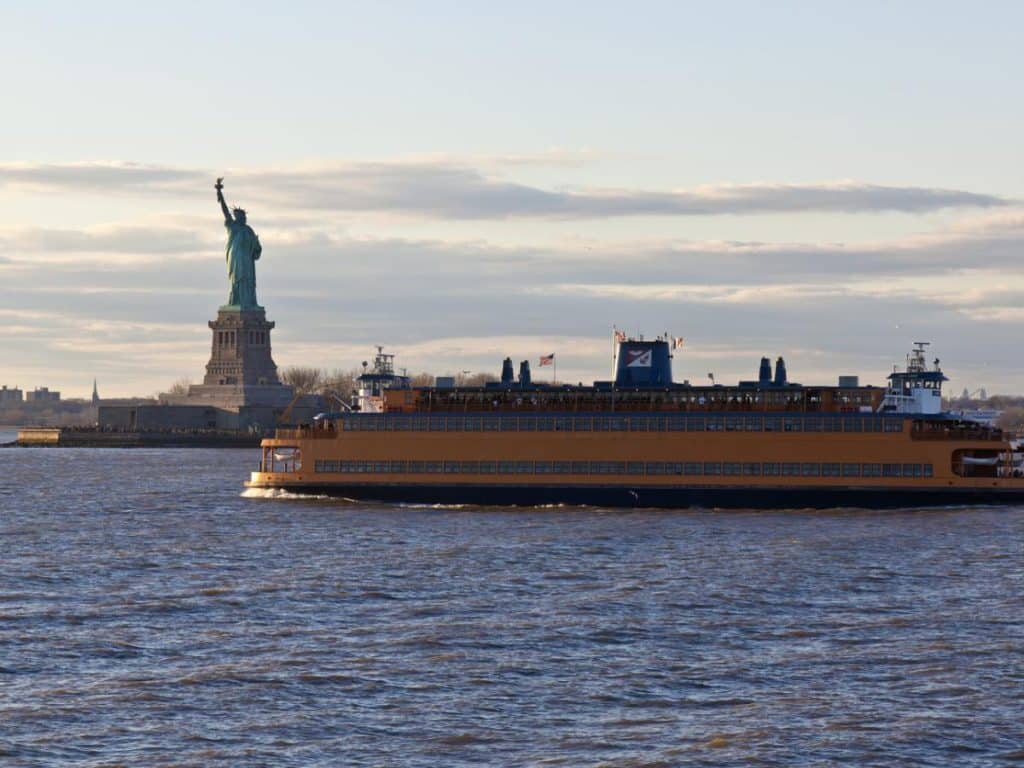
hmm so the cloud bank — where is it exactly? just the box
[0,161,1009,219]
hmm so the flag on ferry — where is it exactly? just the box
[539,353,555,366]
[613,329,627,343]
[671,335,685,350]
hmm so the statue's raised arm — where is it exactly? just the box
[215,177,232,223]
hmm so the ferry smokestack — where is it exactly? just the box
[501,357,514,385]
[758,357,772,385]
[774,356,788,386]
[614,339,673,387]
[518,360,532,386]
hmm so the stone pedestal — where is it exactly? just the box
[172,307,297,412]
[204,307,280,386]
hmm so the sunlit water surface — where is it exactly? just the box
[1,447,1022,766]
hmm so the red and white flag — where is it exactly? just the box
[613,329,627,343]
[671,335,685,350]
[539,353,555,366]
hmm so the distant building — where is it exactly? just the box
[92,379,100,405]
[0,385,24,404]
[25,387,60,403]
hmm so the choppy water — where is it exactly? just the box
[1,447,1023,766]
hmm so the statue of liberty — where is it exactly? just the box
[216,178,262,309]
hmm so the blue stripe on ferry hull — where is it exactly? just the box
[256,483,1024,509]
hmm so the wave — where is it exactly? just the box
[239,487,329,500]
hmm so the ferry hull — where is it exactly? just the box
[246,481,1024,509]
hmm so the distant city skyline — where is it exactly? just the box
[2,2,1023,397]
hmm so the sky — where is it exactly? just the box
[2,1,1024,398]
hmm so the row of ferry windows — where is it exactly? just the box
[339,414,905,433]
[314,460,933,478]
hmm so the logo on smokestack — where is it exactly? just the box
[626,350,652,368]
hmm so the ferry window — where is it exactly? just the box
[864,418,883,432]
[429,417,446,431]
[842,463,860,477]
[519,418,536,432]
[723,462,741,476]
[408,460,425,473]
[703,462,722,475]
[686,417,705,432]
[536,418,553,431]
[482,417,500,431]
[553,461,572,474]
[627,417,647,432]
[802,463,820,477]
[498,461,515,474]
[781,463,799,476]
[390,461,406,473]
[762,463,781,476]
[903,463,921,478]
[923,464,933,477]
[884,419,903,433]
[500,417,519,432]
[341,461,356,473]
[783,418,802,433]
[535,461,552,474]
[862,463,881,477]
[646,462,665,475]
[627,462,643,475]
[883,464,902,477]
[743,463,761,476]
[443,417,461,431]
[573,417,592,432]
[314,460,322,472]
[843,418,862,433]
[724,417,743,432]
[564,461,584,474]
[763,418,780,432]
[610,417,628,431]
[516,461,534,474]
[464,417,481,431]
[412,417,429,431]
[461,461,479,474]
[822,463,841,477]
[648,417,665,432]
[356,461,370,473]
[423,461,441,474]
[745,417,763,432]
[824,419,842,433]
[804,419,822,432]
[593,417,610,431]
[707,418,724,432]
[611,462,626,474]
[553,417,572,432]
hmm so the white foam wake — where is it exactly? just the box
[240,487,329,500]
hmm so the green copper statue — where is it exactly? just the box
[216,177,262,310]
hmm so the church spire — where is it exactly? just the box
[92,378,99,405]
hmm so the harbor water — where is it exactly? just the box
[1,446,1022,766]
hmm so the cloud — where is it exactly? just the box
[0,160,1008,219]
[0,225,211,256]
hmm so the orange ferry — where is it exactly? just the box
[246,339,1024,508]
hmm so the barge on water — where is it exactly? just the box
[245,340,1024,508]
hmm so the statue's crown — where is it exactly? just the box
[232,207,246,216]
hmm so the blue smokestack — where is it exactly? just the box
[501,357,514,385]
[774,356,787,386]
[759,357,772,384]
[614,340,673,387]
